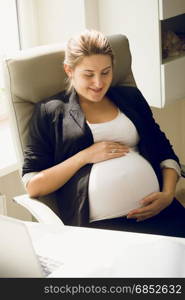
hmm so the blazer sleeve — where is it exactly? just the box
[22,102,54,176]
[134,87,181,167]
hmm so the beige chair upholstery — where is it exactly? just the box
[4,34,136,220]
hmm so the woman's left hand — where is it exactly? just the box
[127,191,174,222]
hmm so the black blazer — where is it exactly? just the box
[23,86,180,226]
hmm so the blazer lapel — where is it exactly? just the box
[62,89,93,157]
[68,89,86,130]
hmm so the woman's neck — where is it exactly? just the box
[79,96,110,110]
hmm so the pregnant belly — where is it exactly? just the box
[88,150,160,222]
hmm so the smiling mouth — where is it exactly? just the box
[89,88,103,93]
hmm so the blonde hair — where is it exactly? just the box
[64,29,114,93]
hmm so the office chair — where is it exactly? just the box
[6,34,183,224]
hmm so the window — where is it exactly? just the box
[0,0,20,176]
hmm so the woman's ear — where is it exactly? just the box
[64,64,72,78]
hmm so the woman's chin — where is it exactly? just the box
[88,91,105,102]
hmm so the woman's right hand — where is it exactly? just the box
[80,141,130,164]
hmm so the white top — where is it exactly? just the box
[87,109,172,222]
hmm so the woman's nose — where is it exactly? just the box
[93,76,103,88]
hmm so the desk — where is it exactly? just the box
[26,222,185,278]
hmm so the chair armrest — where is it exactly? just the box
[13,194,64,226]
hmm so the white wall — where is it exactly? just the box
[17,0,39,49]
[18,0,101,48]
[0,0,20,54]
[84,0,100,30]
[36,0,86,45]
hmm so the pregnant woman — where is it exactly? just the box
[22,30,185,237]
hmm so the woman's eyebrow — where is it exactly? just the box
[83,66,112,72]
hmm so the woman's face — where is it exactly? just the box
[65,54,113,103]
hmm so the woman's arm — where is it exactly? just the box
[161,167,179,200]
[26,151,85,198]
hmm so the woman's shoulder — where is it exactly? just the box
[109,85,140,98]
[35,90,69,117]
[109,85,151,111]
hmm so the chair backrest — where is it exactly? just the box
[4,34,136,216]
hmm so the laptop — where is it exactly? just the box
[0,215,63,278]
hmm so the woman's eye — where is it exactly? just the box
[84,71,110,78]
[102,71,109,76]
[85,74,93,77]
